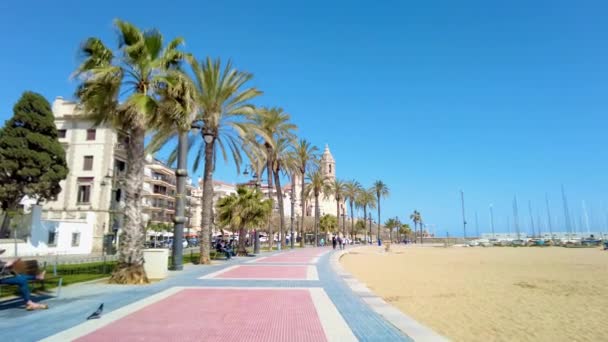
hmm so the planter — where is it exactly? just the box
[143,248,169,279]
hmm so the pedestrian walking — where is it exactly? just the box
[332,236,337,250]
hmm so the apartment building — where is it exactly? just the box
[142,157,195,230]
[44,97,199,253]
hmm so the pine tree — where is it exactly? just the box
[0,92,68,237]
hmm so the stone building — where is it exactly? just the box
[43,97,198,253]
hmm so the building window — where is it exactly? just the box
[76,180,92,204]
[71,232,81,247]
[48,231,57,246]
[83,156,94,171]
[329,164,332,173]
[58,129,66,138]
[153,184,167,195]
[86,129,96,141]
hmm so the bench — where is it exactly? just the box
[211,250,228,260]
[0,260,63,298]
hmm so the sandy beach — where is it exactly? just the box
[341,245,608,342]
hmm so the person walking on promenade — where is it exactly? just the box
[332,236,337,250]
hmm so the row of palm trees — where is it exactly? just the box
[73,19,392,283]
[305,178,390,245]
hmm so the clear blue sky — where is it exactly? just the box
[1,0,607,236]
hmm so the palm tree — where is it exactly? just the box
[254,107,296,249]
[216,186,273,255]
[410,210,422,243]
[399,223,412,242]
[305,170,328,246]
[268,137,296,249]
[148,67,197,270]
[74,20,187,284]
[356,188,376,244]
[373,180,390,244]
[384,218,398,240]
[290,139,319,247]
[328,179,346,238]
[186,57,263,264]
[344,180,362,240]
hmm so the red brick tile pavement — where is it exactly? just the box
[75,288,327,342]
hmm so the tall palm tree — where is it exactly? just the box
[74,20,186,284]
[216,186,273,255]
[290,139,319,247]
[373,180,390,244]
[356,188,376,244]
[268,137,296,249]
[186,57,263,264]
[254,107,296,249]
[148,69,196,270]
[328,179,346,238]
[410,210,422,243]
[305,170,328,246]
[344,180,362,240]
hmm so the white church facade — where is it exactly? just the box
[290,145,346,219]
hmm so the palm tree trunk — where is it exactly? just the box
[198,135,214,265]
[110,126,148,284]
[273,169,286,249]
[377,194,381,244]
[314,193,320,246]
[266,146,274,250]
[336,200,341,238]
[363,205,368,244]
[300,171,306,247]
[342,207,346,238]
[237,226,247,255]
[350,201,354,241]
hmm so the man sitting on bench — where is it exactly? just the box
[215,240,232,260]
[0,249,48,310]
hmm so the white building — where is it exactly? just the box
[43,97,200,253]
[0,205,95,257]
[291,145,345,218]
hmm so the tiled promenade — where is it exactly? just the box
[0,247,415,341]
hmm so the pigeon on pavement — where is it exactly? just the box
[87,303,104,320]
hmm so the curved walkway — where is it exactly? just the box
[0,247,413,341]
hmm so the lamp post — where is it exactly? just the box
[368,213,372,244]
[243,164,261,254]
[394,216,400,243]
[290,188,295,249]
[171,130,188,271]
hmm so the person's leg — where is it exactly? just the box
[0,275,32,303]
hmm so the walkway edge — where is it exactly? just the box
[330,248,449,342]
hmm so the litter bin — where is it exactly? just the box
[143,248,169,279]
[377,239,382,246]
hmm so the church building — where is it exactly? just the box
[290,145,346,219]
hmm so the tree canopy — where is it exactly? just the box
[0,91,68,210]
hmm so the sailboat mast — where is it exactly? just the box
[582,200,590,236]
[475,212,480,238]
[460,190,467,239]
[528,200,535,238]
[545,193,553,239]
[561,185,572,240]
[489,204,495,239]
[513,196,521,240]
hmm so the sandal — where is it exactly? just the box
[26,303,49,311]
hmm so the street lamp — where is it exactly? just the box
[290,188,295,249]
[202,129,214,144]
[242,164,262,254]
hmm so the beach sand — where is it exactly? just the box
[341,245,608,342]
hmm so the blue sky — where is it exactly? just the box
[1,0,607,236]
